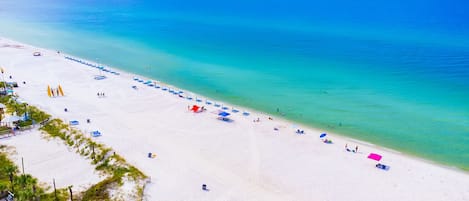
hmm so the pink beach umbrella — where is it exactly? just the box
[367,153,382,161]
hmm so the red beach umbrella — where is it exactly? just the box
[191,105,200,112]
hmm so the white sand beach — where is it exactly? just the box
[1,37,468,201]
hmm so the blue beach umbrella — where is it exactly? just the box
[320,133,327,138]
[218,111,230,117]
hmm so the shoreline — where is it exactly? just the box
[0,37,469,200]
[2,36,466,173]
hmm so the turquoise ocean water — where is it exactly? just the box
[0,0,468,170]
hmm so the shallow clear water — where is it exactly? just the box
[0,0,468,169]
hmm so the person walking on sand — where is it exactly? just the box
[355,146,359,153]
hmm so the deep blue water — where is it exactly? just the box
[0,0,468,169]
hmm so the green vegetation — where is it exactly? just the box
[0,126,10,135]
[0,147,69,201]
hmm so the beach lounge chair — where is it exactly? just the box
[214,104,221,107]
[91,130,101,137]
[232,109,239,113]
[69,120,79,126]
[222,106,229,110]
[376,163,390,171]
[295,129,305,134]
[202,184,208,191]
[94,75,106,80]
[242,112,250,116]
[323,139,333,144]
[217,117,232,122]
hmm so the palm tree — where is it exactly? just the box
[68,185,73,201]
[15,174,37,201]
[3,164,17,193]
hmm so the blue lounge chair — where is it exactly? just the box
[214,104,221,107]
[232,109,239,113]
[242,112,250,116]
[69,120,79,126]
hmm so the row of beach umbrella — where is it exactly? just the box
[133,77,250,116]
[64,56,120,75]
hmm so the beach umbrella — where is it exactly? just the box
[191,105,200,112]
[367,153,382,161]
[319,133,327,138]
[218,111,230,117]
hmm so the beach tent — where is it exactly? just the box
[47,85,52,97]
[368,153,382,161]
[1,115,22,123]
[91,130,101,137]
[191,105,200,113]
